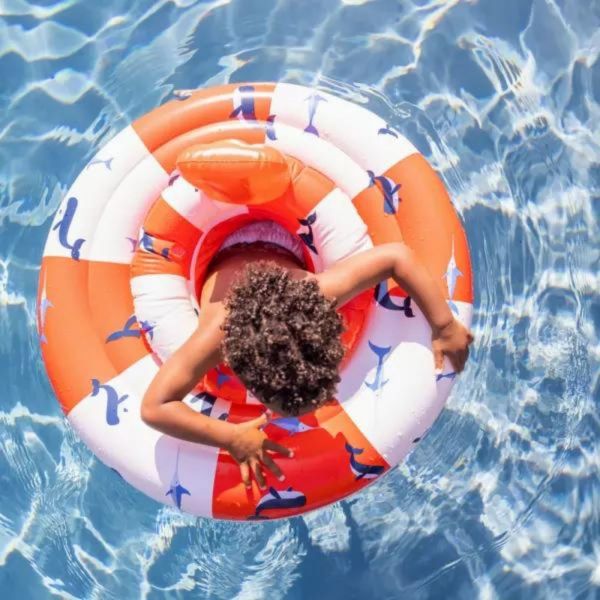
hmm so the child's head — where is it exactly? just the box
[221,262,344,416]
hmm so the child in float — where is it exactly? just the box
[141,148,474,490]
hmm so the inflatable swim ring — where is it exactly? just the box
[38,83,473,520]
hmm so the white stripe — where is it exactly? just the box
[43,126,150,260]
[131,274,198,362]
[265,122,369,200]
[88,153,168,264]
[296,188,372,271]
[271,83,418,174]
[339,301,473,465]
[162,178,249,232]
[67,355,220,517]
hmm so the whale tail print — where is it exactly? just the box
[304,122,319,136]
[367,341,390,362]
[344,442,364,456]
[106,315,139,342]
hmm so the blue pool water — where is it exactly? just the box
[1,0,599,597]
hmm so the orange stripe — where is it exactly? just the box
[352,184,405,296]
[40,258,148,413]
[143,198,201,248]
[88,261,151,368]
[315,400,389,468]
[287,159,336,218]
[211,403,386,520]
[131,198,202,279]
[133,83,275,156]
[202,364,246,403]
[353,185,404,247]
[388,154,473,303]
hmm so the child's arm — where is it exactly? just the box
[141,314,291,488]
[141,318,231,444]
[316,242,473,372]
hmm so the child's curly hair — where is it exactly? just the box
[221,261,344,415]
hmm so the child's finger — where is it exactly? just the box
[250,458,266,489]
[264,439,294,457]
[246,413,268,429]
[239,462,251,488]
[434,348,444,373]
[261,453,285,481]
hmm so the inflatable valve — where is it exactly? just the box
[176,140,291,205]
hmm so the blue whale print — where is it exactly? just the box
[365,341,391,392]
[140,232,171,260]
[230,85,257,120]
[38,293,53,344]
[52,197,85,260]
[413,428,431,444]
[106,315,154,343]
[367,171,402,215]
[91,379,128,426]
[190,391,217,416]
[215,366,230,388]
[436,371,457,382]
[443,237,463,315]
[166,447,191,510]
[265,114,277,141]
[298,212,318,254]
[377,124,399,138]
[344,443,386,480]
[189,391,228,420]
[87,157,113,171]
[374,281,415,316]
[269,417,317,435]
[248,487,307,520]
[304,93,327,136]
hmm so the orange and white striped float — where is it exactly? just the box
[38,83,473,520]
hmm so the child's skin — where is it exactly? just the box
[141,242,473,489]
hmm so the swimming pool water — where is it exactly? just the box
[1,0,599,598]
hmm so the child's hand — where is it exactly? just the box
[226,414,293,489]
[432,319,474,374]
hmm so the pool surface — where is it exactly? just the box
[1,0,599,598]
